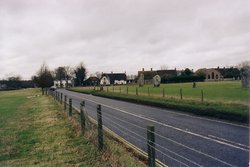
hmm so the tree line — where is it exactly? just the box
[32,62,87,90]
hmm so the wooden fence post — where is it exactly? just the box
[60,93,63,104]
[80,101,86,135]
[147,126,155,167]
[113,86,114,93]
[64,95,67,111]
[107,86,109,92]
[69,98,72,117]
[180,88,183,100]
[201,89,204,102]
[119,87,121,93]
[97,104,103,150]
[148,87,150,96]
[136,87,138,96]
[163,88,165,97]
[127,87,128,94]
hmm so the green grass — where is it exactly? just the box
[69,81,249,123]
[0,89,145,167]
[77,81,248,105]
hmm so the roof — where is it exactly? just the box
[196,67,240,78]
[138,69,177,80]
[156,70,177,78]
[102,73,127,83]
[84,76,100,85]
[86,76,100,82]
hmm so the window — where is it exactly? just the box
[208,75,210,79]
[212,72,214,79]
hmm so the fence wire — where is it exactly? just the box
[51,90,236,167]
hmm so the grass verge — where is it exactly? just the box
[68,88,249,124]
[0,89,146,167]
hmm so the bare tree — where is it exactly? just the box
[7,75,22,88]
[95,72,102,79]
[64,66,74,88]
[160,65,169,70]
[74,62,87,86]
[34,63,54,94]
[55,67,66,87]
[238,61,250,88]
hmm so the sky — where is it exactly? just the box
[0,0,249,80]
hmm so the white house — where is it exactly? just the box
[100,73,127,86]
[54,79,74,88]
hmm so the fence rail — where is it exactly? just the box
[49,89,241,167]
[76,85,207,102]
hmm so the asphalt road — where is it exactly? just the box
[56,89,249,167]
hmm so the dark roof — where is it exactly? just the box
[138,70,177,80]
[216,67,240,78]
[196,67,240,78]
[156,70,177,78]
[85,76,100,82]
[84,76,100,85]
[102,73,126,83]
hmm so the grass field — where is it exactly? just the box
[0,89,145,166]
[69,81,249,123]
[74,81,248,105]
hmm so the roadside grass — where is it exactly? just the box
[73,81,248,105]
[0,89,146,167]
[68,81,249,123]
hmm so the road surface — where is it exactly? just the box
[56,89,249,167]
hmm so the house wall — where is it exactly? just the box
[54,80,73,87]
[100,76,110,85]
[144,79,153,85]
[205,69,222,81]
[114,80,126,85]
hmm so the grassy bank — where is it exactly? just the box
[74,81,249,105]
[68,82,249,123]
[0,89,145,167]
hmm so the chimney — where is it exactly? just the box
[142,68,144,71]
[151,68,153,71]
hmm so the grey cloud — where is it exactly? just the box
[0,0,250,79]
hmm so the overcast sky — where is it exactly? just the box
[0,0,249,79]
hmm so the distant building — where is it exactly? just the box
[100,73,127,86]
[84,76,100,86]
[126,75,137,84]
[196,67,240,81]
[0,82,7,89]
[54,79,74,88]
[137,68,179,84]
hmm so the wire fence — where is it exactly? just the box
[78,85,206,102]
[48,89,240,167]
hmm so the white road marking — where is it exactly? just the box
[63,90,249,152]
[89,93,249,129]
[60,90,245,166]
